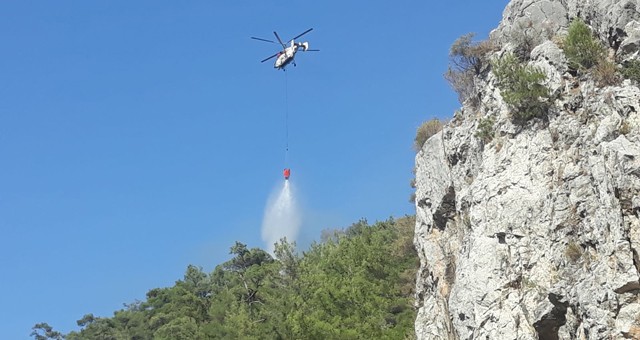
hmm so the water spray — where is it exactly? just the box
[261,179,301,254]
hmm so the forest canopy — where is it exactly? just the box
[35,216,418,340]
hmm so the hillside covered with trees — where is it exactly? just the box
[33,217,418,340]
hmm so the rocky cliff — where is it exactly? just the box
[414,1,640,339]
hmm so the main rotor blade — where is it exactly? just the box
[292,28,313,41]
[260,53,279,63]
[273,31,286,48]
[305,49,320,51]
[251,37,277,44]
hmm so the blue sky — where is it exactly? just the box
[0,1,509,338]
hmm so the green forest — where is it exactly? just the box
[33,217,418,340]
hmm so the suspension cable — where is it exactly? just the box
[284,71,289,167]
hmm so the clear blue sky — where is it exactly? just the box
[0,1,509,338]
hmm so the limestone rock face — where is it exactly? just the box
[492,0,640,57]
[414,1,640,338]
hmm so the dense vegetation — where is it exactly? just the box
[492,53,551,123]
[562,18,606,72]
[34,217,418,340]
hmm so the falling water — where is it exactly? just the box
[261,180,302,254]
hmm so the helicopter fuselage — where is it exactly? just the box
[252,28,315,70]
[274,44,299,69]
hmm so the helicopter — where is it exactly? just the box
[251,28,319,70]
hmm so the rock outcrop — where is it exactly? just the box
[414,0,640,338]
